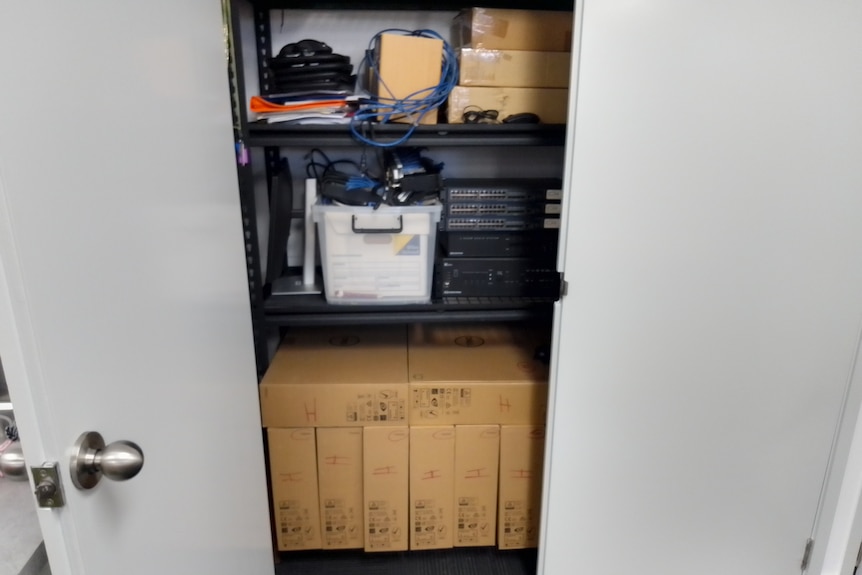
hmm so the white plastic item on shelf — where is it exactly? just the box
[311,203,442,304]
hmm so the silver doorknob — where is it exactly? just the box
[70,431,144,490]
[0,443,27,481]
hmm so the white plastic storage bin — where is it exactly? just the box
[312,203,443,304]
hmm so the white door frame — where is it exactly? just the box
[0,184,77,574]
[814,325,862,574]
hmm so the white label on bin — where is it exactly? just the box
[546,189,563,200]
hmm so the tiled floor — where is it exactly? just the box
[0,468,46,575]
[2,358,49,575]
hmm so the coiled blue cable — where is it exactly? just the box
[345,174,382,191]
[350,28,458,148]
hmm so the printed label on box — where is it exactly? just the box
[457,496,494,545]
[346,391,406,423]
[500,500,538,548]
[412,387,472,420]
[366,500,404,550]
[322,498,361,547]
[413,498,448,547]
[278,500,318,548]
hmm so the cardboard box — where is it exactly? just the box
[454,425,500,547]
[409,427,456,550]
[459,48,571,88]
[454,8,573,52]
[268,428,322,551]
[408,323,549,425]
[447,86,569,124]
[259,325,408,428]
[316,428,364,549]
[363,426,409,552]
[498,426,545,550]
[374,33,442,125]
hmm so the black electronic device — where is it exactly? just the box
[441,178,562,203]
[269,53,350,67]
[265,158,293,285]
[269,64,355,80]
[277,39,333,57]
[502,112,541,124]
[439,230,559,258]
[440,214,560,232]
[270,77,357,96]
[269,40,355,97]
[445,200,561,217]
[383,148,444,206]
[435,257,560,298]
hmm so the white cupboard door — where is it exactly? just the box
[542,1,862,574]
[0,2,273,575]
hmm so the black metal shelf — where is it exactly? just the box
[251,0,571,11]
[263,292,555,326]
[246,122,567,148]
[274,547,538,575]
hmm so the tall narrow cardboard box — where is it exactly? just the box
[454,425,500,547]
[409,426,456,550]
[498,425,545,549]
[268,428,322,551]
[363,426,409,552]
[317,428,364,549]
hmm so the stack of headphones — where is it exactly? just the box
[269,39,356,95]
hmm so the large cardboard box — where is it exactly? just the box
[409,426,456,550]
[454,425,500,547]
[407,323,549,425]
[459,48,571,88]
[374,33,442,125]
[259,325,408,428]
[454,8,573,52]
[316,428,364,550]
[498,426,545,550]
[268,428,322,551]
[447,86,569,124]
[363,426,409,552]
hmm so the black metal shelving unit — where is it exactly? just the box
[264,292,556,326]
[248,122,567,148]
[253,0,571,8]
[226,2,570,572]
[227,0,571,371]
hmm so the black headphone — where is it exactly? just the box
[277,39,333,58]
[462,108,500,124]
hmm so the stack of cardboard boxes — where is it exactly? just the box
[447,8,574,125]
[259,323,548,553]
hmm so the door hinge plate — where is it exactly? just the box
[559,272,568,298]
[800,538,814,573]
[31,463,65,509]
